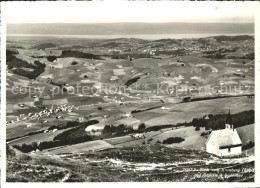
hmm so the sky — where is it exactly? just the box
[2,1,257,24]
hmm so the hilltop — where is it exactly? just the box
[32,43,57,50]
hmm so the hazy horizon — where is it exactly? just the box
[7,23,254,37]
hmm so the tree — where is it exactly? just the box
[162,137,184,144]
[117,124,125,133]
[47,56,57,62]
[102,125,110,134]
[195,126,200,131]
[138,123,146,131]
[156,140,161,144]
[8,65,14,69]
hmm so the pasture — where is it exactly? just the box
[8,127,74,146]
[134,96,254,127]
[41,140,114,155]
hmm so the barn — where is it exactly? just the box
[205,111,242,157]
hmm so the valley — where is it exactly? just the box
[6,35,255,182]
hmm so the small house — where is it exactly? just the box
[206,111,242,157]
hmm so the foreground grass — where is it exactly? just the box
[7,145,254,182]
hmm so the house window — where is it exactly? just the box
[228,148,231,152]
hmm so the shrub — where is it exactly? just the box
[156,140,161,144]
[162,137,185,144]
[71,62,78,65]
[125,77,140,87]
[147,138,153,142]
[200,131,211,137]
[47,56,57,62]
[242,140,254,150]
[138,123,146,130]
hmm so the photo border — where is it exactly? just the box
[1,1,260,187]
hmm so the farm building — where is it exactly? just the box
[22,97,35,107]
[176,62,185,66]
[42,95,51,100]
[42,98,68,106]
[34,97,40,102]
[110,76,119,81]
[206,111,242,157]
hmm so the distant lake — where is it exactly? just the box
[7,33,254,40]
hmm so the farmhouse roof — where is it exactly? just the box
[206,128,242,149]
[43,95,51,100]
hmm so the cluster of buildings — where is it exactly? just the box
[101,37,253,58]
[8,104,77,124]
[131,133,145,139]
[104,95,125,104]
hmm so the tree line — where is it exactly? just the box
[13,120,99,153]
[102,123,146,137]
[7,50,46,80]
[53,121,98,143]
[12,110,254,153]
[190,110,254,130]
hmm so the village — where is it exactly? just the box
[6,34,255,182]
[7,104,77,125]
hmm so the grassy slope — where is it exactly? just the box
[40,140,114,155]
[137,96,254,127]
[7,145,255,182]
[7,146,69,182]
[237,124,255,155]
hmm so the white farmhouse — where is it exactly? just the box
[132,133,145,139]
[206,111,242,157]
